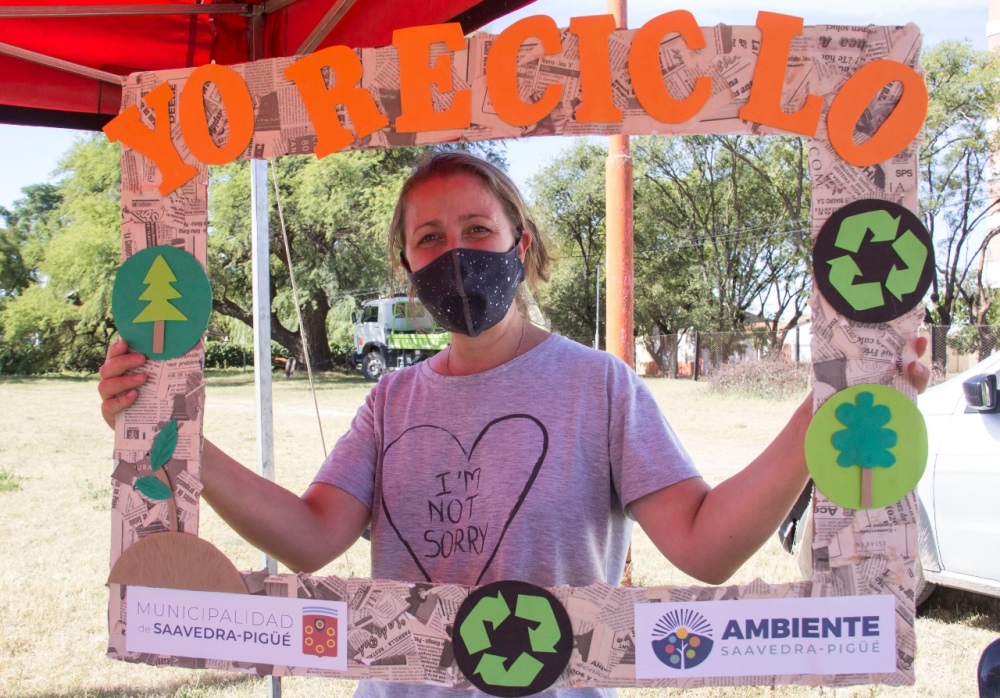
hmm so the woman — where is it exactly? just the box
[99,151,929,694]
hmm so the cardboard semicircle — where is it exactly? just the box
[109,532,248,595]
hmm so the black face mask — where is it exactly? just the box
[405,245,525,337]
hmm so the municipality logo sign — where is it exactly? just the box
[650,608,714,670]
[126,587,348,672]
[301,606,339,658]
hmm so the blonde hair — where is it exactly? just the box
[388,151,552,313]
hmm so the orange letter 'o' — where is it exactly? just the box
[827,59,928,167]
[180,64,254,166]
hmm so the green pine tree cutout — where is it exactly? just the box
[133,254,188,355]
[134,419,180,532]
[831,391,897,508]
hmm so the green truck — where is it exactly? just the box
[352,296,449,381]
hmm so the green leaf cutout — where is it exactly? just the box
[135,476,173,501]
[150,419,178,472]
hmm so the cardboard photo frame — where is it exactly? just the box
[105,11,927,690]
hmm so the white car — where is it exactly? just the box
[916,349,1000,602]
[779,350,1000,604]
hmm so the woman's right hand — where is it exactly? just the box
[98,339,148,429]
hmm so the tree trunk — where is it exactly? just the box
[299,291,333,371]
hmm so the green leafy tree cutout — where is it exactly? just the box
[831,391,897,508]
[133,254,187,355]
[134,419,179,531]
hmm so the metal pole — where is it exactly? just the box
[606,0,634,588]
[605,0,633,367]
[246,6,281,691]
[251,159,280,698]
[594,262,602,349]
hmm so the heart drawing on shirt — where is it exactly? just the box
[379,414,548,585]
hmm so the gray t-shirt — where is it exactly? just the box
[313,333,699,697]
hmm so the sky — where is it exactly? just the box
[0,0,991,211]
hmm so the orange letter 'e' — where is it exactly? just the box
[629,11,711,124]
[179,64,254,166]
[568,15,621,124]
[827,59,927,167]
[103,82,199,197]
[284,46,389,158]
[393,23,471,133]
[739,12,823,136]
[487,15,564,128]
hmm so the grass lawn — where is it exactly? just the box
[0,371,996,697]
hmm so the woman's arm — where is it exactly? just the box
[630,396,812,584]
[632,338,930,585]
[98,339,369,573]
[199,441,370,572]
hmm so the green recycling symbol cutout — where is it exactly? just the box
[453,580,572,697]
[813,199,933,323]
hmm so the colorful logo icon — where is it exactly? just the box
[302,606,339,658]
[651,608,714,670]
[813,199,933,323]
[112,245,212,360]
[453,580,572,697]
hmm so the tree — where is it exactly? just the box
[920,41,1000,363]
[631,157,709,376]
[632,135,811,350]
[0,183,62,300]
[528,140,608,343]
[0,136,119,373]
[210,152,402,370]
[134,255,188,354]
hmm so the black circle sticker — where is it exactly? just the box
[453,580,572,697]
[813,199,933,323]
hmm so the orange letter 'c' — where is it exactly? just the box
[739,12,823,136]
[393,23,471,133]
[629,11,711,124]
[827,59,928,167]
[487,15,564,128]
[179,64,254,166]
[103,82,199,197]
[284,46,389,158]
[567,15,621,124]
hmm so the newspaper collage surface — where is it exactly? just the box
[107,16,924,689]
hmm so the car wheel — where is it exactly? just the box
[362,350,386,382]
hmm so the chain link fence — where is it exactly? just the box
[927,324,1000,378]
[568,324,1000,380]
[633,329,805,379]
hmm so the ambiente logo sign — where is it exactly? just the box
[635,596,895,679]
[651,608,714,669]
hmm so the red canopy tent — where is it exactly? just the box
[0,0,532,129]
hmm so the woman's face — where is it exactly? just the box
[403,173,525,273]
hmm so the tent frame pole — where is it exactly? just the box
[0,40,124,84]
[250,159,281,698]
[0,3,247,17]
